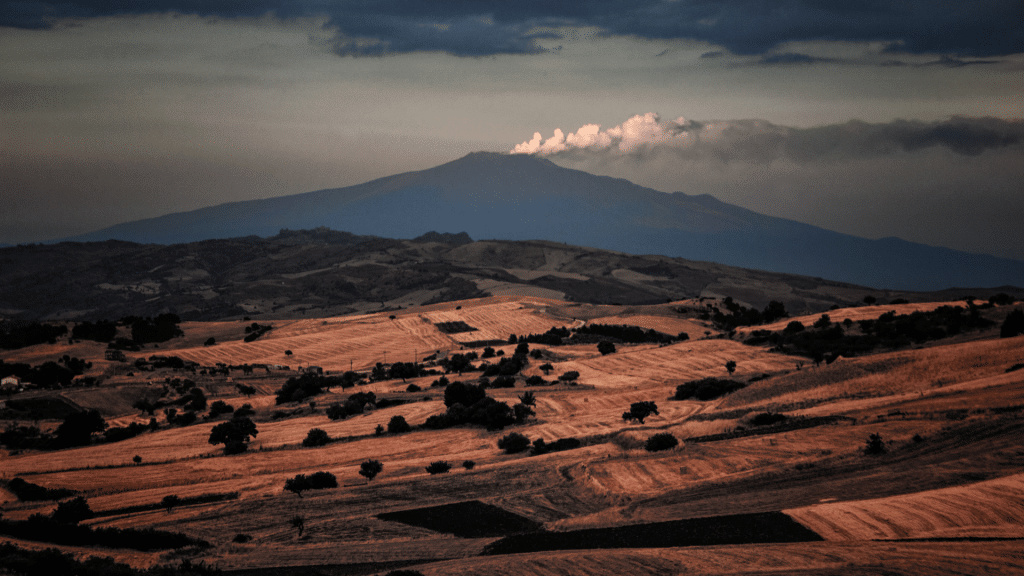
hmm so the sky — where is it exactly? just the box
[2,1,1022,259]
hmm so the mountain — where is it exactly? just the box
[63,152,1024,291]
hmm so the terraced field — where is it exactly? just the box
[2,295,1023,575]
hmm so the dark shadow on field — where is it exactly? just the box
[377,500,544,538]
[482,511,821,555]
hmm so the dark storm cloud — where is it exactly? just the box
[2,1,1021,58]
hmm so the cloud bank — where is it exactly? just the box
[3,1,1021,57]
[511,114,1024,162]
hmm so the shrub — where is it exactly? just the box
[497,432,530,454]
[161,495,181,513]
[863,433,887,455]
[558,370,580,383]
[52,496,93,524]
[233,533,252,543]
[208,400,234,418]
[749,412,788,426]
[645,433,679,452]
[302,428,331,447]
[5,478,76,502]
[462,460,476,470]
[388,415,412,434]
[407,383,421,392]
[359,459,383,482]
[1001,309,1024,338]
[425,461,452,474]
[284,472,337,497]
[531,437,581,456]
[597,341,616,355]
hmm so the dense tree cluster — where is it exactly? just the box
[4,478,76,502]
[127,314,184,345]
[0,359,75,388]
[746,304,995,362]
[325,391,377,420]
[242,322,273,342]
[707,298,789,330]
[530,437,581,456]
[674,378,746,401]
[0,322,68,350]
[71,320,118,342]
[284,472,337,497]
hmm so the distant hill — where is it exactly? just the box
[62,152,1024,291]
[4,230,1022,322]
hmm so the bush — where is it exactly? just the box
[863,433,887,455]
[749,412,788,426]
[406,383,421,392]
[359,459,383,481]
[497,432,530,454]
[233,533,252,543]
[558,370,580,383]
[531,437,581,456]
[597,341,616,355]
[302,428,331,447]
[645,433,679,452]
[462,460,476,470]
[207,400,233,418]
[388,415,412,434]
[284,472,337,497]
[425,461,452,474]
[52,496,93,524]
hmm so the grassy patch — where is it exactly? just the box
[377,500,542,538]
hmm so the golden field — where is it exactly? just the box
[2,295,1023,575]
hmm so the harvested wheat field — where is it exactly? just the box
[2,295,1023,575]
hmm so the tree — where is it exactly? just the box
[863,433,887,455]
[133,399,155,416]
[388,415,412,434]
[161,494,181,514]
[1001,309,1024,338]
[204,337,216,346]
[289,515,305,538]
[725,360,737,376]
[813,314,832,329]
[622,401,659,424]
[235,384,256,397]
[462,460,476,470]
[132,455,142,465]
[783,321,805,334]
[645,433,679,452]
[208,416,258,453]
[518,391,536,406]
[375,424,385,436]
[558,370,580,383]
[482,346,496,358]
[863,295,877,305]
[183,388,207,412]
[425,461,452,474]
[513,403,535,423]
[597,341,616,355]
[302,428,331,447]
[360,459,383,482]
[497,432,530,454]
[762,300,788,323]
[538,363,554,375]
[515,342,530,356]
[444,381,486,408]
[54,409,107,448]
[285,350,293,356]
[52,496,94,524]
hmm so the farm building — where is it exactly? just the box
[1,375,20,391]
[105,350,127,362]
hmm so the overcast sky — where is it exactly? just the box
[2,1,1022,259]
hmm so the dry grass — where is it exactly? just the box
[3,296,1023,574]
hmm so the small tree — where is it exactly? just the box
[497,432,530,454]
[359,459,383,482]
[645,433,679,452]
[285,350,293,356]
[133,455,142,465]
[597,341,616,355]
[539,363,554,375]
[1001,309,1024,338]
[289,515,305,538]
[374,424,385,436]
[622,401,659,424]
[558,371,580,383]
[284,475,309,498]
[161,494,181,514]
[425,461,452,475]
[725,360,737,376]
[863,433,887,455]
[462,460,476,470]
[518,391,536,406]
[302,428,331,447]
[204,337,216,346]
[52,496,94,524]
[388,415,412,434]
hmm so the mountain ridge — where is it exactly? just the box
[60,152,1024,291]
